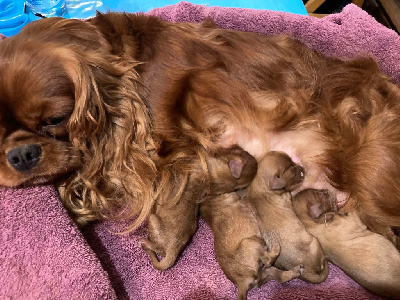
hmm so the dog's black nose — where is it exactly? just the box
[7,145,42,171]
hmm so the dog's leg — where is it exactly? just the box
[140,213,174,270]
[140,238,165,267]
[236,236,279,268]
[231,236,280,299]
[140,234,183,271]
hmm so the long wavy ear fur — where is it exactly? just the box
[28,18,157,231]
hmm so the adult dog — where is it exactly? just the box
[0,12,399,246]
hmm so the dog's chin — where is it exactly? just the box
[0,146,82,188]
[0,164,81,187]
[18,171,77,187]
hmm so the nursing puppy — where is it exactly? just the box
[292,189,400,299]
[245,151,329,283]
[201,151,305,299]
[201,192,302,300]
[141,146,257,270]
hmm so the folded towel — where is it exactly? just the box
[1,2,398,299]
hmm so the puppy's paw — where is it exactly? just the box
[236,188,247,198]
[260,242,280,267]
[297,265,305,276]
[267,242,280,258]
[139,238,152,250]
[139,238,175,270]
[284,264,303,281]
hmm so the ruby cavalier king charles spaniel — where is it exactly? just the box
[0,13,399,249]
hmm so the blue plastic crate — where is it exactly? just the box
[0,0,307,37]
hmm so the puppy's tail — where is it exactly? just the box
[141,243,180,271]
[149,250,180,271]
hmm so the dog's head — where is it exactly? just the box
[0,17,157,228]
[0,27,80,186]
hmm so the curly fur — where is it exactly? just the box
[0,18,157,230]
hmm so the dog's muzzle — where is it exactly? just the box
[7,145,42,171]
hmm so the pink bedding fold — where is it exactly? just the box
[1,2,397,299]
[151,2,400,84]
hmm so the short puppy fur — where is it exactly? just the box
[245,151,329,283]
[201,150,302,300]
[141,145,257,270]
[292,189,400,299]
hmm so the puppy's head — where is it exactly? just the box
[206,145,258,195]
[292,189,337,225]
[257,151,304,194]
[0,17,157,229]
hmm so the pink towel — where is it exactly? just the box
[83,219,381,299]
[0,186,116,299]
[1,2,398,299]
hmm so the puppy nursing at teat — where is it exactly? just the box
[243,151,329,284]
[292,189,400,299]
[201,151,303,300]
[141,145,258,270]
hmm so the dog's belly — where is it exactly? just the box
[217,125,349,207]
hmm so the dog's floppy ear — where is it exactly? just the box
[32,18,158,230]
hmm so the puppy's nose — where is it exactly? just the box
[7,145,42,171]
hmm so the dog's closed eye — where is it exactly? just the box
[43,116,66,126]
[39,115,69,137]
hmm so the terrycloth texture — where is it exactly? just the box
[0,186,116,299]
[83,219,381,299]
[1,2,398,299]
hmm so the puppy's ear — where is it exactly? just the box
[308,204,324,219]
[313,212,335,224]
[269,175,287,190]
[229,159,244,179]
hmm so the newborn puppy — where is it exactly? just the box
[245,151,329,283]
[292,189,400,299]
[201,191,302,300]
[201,149,301,299]
[141,146,257,270]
